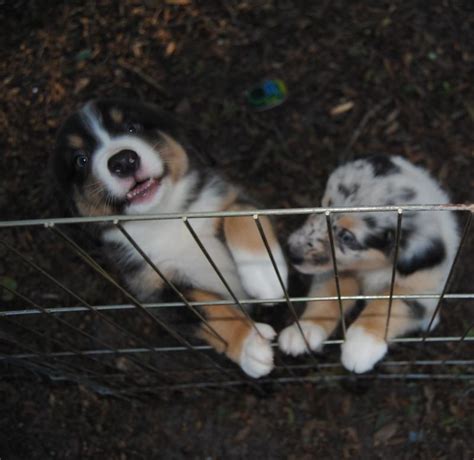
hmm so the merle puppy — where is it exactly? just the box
[279,156,459,373]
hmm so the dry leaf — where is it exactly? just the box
[330,101,354,116]
[74,77,90,94]
[132,41,144,58]
[385,121,399,135]
[234,425,251,442]
[166,0,191,5]
[374,422,399,446]
[165,41,176,56]
[175,98,191,114]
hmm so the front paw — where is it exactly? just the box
[239,323,276,378]
[340,326,388,373]
[278,320,327,356]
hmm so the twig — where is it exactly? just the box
[250,139,273,174]
[118,61,166,95]
[340,98,391,163]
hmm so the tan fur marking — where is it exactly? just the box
[110,108,123,124]
[159,132,189,182]
[68,135,84,149]
[189,289,251,362]
[353,284,419,340]
[220,189,240,212]
[344,249,390,271]
[302,276,360,335]
[212,189,240,232]
[337,215,357,230]
[396,270,441,293]
[223,204,278,253]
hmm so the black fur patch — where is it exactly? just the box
[364,230,394,254]
[365,155,401,177]
[397,187,417,202]
[311,253,331,265]
[363,216,377,229]
[397,237,446,275]
[338,184,350,198]
[405,300,426,319]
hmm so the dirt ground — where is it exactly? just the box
[0,1,473,459]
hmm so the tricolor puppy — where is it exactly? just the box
[52,98,288,378]
[279,155,459,373]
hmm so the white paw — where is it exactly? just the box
[239,322,276,378]
[278,321,327,356]
[236,248,288,301]
[341,326,388,373]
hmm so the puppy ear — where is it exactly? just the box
[396,237,446,276]
[364,228,395,255]
[385,229,395,247]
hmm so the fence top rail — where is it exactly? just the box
[0,204,472,228]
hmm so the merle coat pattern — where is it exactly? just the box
[279,156,459,373]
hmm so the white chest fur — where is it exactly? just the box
[103,214,245,299]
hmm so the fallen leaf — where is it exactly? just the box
[165,41,176,56]
[132,41,144,58]
[234,425,251,442]
[166,0,191,5]
[74,77,90,94]
[75,49,92,61]
[175,98,191,114]
[374,422,399,446]
[330,101,354,116]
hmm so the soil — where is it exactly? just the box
[0,1,473,459]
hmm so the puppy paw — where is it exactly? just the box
[278,320,326,356]
[239,323,276,378]
[237,249,288,301]
[340,326,388,373]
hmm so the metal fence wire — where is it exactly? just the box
[0,204,473,396]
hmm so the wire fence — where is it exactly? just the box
[0,204,473,396]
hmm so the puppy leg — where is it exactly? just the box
[279,276,359,356]
[189,289,276,378]
[223,205,288,300]
[341,285,424,373]
[128,264,166,300]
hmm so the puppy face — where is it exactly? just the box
[288,212,394,274]
[287,155,451,277]
[53,99,189,216]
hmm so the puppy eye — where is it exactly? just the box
[75,152,89,168]
[127,122,142,134]
[338,229,357,246]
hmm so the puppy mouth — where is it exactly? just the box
[126,177,161,204]
[292,253,332,274]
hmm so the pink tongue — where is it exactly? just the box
[126,178,159,202]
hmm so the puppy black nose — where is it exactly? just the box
[288,252,304,266]
[108,150,140,177]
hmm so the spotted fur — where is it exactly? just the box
[280,155,460,373]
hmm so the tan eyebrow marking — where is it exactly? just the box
[338,216,357,230]
[68,135,84,149]
[110,108,123,124]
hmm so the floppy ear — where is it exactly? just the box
[396,237,446,276]
[364,228,395,255]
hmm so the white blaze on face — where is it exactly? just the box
[81,104,166,203]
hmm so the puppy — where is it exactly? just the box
[52,98,288,378]
[279,155,459,373]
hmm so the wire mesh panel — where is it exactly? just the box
[0,205,473,395]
